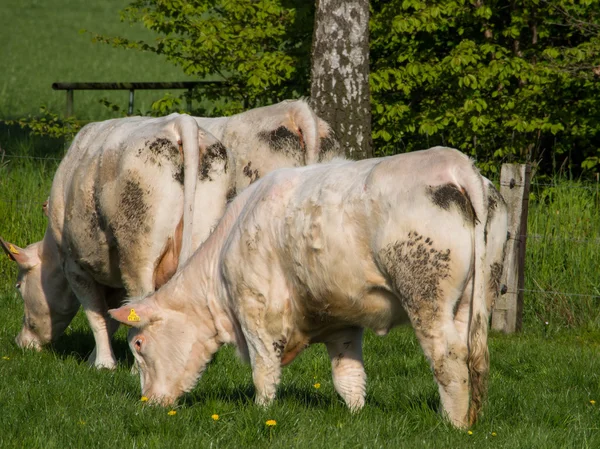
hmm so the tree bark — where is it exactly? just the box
[310,0,372,160]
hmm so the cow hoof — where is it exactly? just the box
[94,360,117,370]
[346,397,365,413]
[254,395,275,408]
[88,355,117,370]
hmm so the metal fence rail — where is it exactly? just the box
[52,81,227,116]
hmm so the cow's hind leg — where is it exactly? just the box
[414,321,469,428]
[86,315,121,367]
[379,229,472,427]
[64,261,117,370]
[325,327,366,412]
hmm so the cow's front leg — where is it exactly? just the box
[64,261,116,370]
[325,327,367,412]
[247,336,283,407]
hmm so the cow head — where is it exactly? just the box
[1,236,79,350]
[109,295,220,405]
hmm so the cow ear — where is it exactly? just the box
[0,237,39,269]
[42,198,49,217]
[109,302,157,328]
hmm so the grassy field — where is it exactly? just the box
[524,179,600,332]
[1,150,599,448]
[0,316,599,449]
[0,0,190,121]
[1,2,600,447]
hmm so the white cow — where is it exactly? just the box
[109,147,508,428]
[1,100,341,370]
[194,99,340,192]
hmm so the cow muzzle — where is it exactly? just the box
[15,327,44,351]
[146,393,177,407]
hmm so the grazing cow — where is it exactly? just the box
[194,99,340,191]
[109,147,508,428]
[1,100,342,370]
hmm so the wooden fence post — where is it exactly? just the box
[491,163,532,333]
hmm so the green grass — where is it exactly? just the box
[524,179,600,332]
[2,2,599,446]
[0,0,191,121]
[1,155,600,447]
[0,312,599,448]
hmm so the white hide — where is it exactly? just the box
[110,147,508,429]
[3,99,343,371]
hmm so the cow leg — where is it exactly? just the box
[325,327,366,412]
[246,335,283,407]
[237,291,285,408]
[86,315,120,367]
[453,281,473,344]
[121,266,155,298]
[413,322,469,428]
[64,261,117,370]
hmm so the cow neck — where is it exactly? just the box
[165,231,234,346]
[163,190,250,345]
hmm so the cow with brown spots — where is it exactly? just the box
[1,100,342,370]
[109,147,508,428]
[1,114,229,368]
[194,99,341,191]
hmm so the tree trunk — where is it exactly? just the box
[310,0,372,160]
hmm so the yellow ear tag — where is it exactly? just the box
[127,309,141,322]
[8,244,19,255]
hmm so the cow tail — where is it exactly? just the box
[455,162,490,426]
[174,114,200,269]
[291,99,320,164]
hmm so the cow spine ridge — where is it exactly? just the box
[174,114,200,268]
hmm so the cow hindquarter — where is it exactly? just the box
[375,182,478,428]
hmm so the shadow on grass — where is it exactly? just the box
[366,387,440,416]
[181,382,338,410]
[0,121,67,159]
[49,329,134,367]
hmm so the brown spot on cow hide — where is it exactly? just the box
[243,161,260,184]
[257,126,304,163]
[199,142,228,181]
[226,186,237,203]
[138,137,184,185]
[428,184,476,226]
[378,231,451,329]
[489,262,503,305]
[272,338,287,357]
[486,182,505,226]
[111,178,150,252]
[121,180,148,225]
[318,133,341,162]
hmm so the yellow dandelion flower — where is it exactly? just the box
[265,419,277,427]
[491,432,497,437]
[2,356,9,360]
[590,400,596,405]
[467,430,473,435]
[140,396,149,402]
[212,414,219,421]
[168,410,177,416]
[313,383,321,389]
